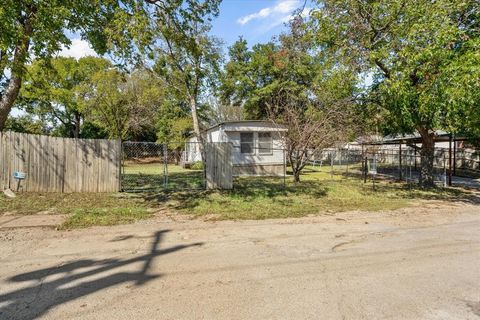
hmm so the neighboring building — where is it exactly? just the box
[184,120,287,176]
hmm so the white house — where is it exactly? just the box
[184,120,287,176]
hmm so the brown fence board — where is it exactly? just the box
[206,142,233,189]
[0,132,121,193]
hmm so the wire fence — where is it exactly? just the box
[121,141,480,192]
[121,141,205,192]
[309,147,480,188]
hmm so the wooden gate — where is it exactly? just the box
[205,142,233,189]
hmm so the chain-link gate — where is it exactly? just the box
[121,141,205,192]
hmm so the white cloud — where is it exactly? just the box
[266,6,311,30]
[58,38,97,60]
[237,0,300,25]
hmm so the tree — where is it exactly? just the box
[220,40,281,119]
[4,114,48,135]
[0,0,153,131]
[310,0,480,187]
[204,96,244,124]
[148,0,222,161]
[268,92,356,183]
[18,57,111,138]
[79,68,163,140]
[266,17,358,182]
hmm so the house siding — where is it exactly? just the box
[184,121,287,176]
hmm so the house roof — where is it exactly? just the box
[363,130,466,145]
[205,120,288,132]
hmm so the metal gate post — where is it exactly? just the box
[163,144,168,188]
[399,143,403,181]
[283,147,286,190]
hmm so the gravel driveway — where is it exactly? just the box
[1,202,479,319]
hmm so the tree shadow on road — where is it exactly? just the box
[0,230,203,320]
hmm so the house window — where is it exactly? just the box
[240,132,254,154]
[258,132,273,155]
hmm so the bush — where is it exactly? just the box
[190,161,204,170]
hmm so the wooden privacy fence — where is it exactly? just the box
[0,131,121,192]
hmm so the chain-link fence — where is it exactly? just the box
[121,141,205,192]
[121,141,479,192]
[308,146,480,188]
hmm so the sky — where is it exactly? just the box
[59,0,311,59]
[9,0,311,117]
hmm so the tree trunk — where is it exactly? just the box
[0,77,22,131]
[0,7,34,131]
[189,96,205,162]
[418,128,435,188]
[73,112,81,138]
[293,169,301,183]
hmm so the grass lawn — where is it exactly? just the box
[0,192,154,229]
[122,162,204,191]
[1,165,476,228]
[160,166,475,220]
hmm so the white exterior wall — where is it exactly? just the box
[226,131,284,165]
[184,136,202,163]
[184,121,287,166]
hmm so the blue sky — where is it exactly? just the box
[12,0,311,117]
[211,0,310,49]
[59,0,311,59]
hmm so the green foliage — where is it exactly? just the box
[79,68,164,140]
[156,99,192,149]
[150,0,222,151]
[62,207,151,229]
[311,0,480,137]
[4,114,48,135]
[310,0,480,186]
[18,56,111,138]
[190,161,204,170]
[0,0,155,130]
[220,18,357,120]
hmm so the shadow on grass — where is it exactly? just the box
[0,230,203,320]
[122,171,204,192]
[140,177,331,212]
[337,171,480,204]
[136,170,480,214]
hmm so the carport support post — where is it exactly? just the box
[453,136,456,176]
[414,148,417,171]
[448,134,453,186]
[443,154,447,187]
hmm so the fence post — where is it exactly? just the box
[119,140,123,192]
[443,154,447,187]
[364,157,368,183]
[448,134,453,186]
[399,143,403,181]
[453,137,456,176]
[283,147,286,190]
[330,150,334,178]
[163,144,168,188]
[345,150,349,176]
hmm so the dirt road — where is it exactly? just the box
[1,202,479,319]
